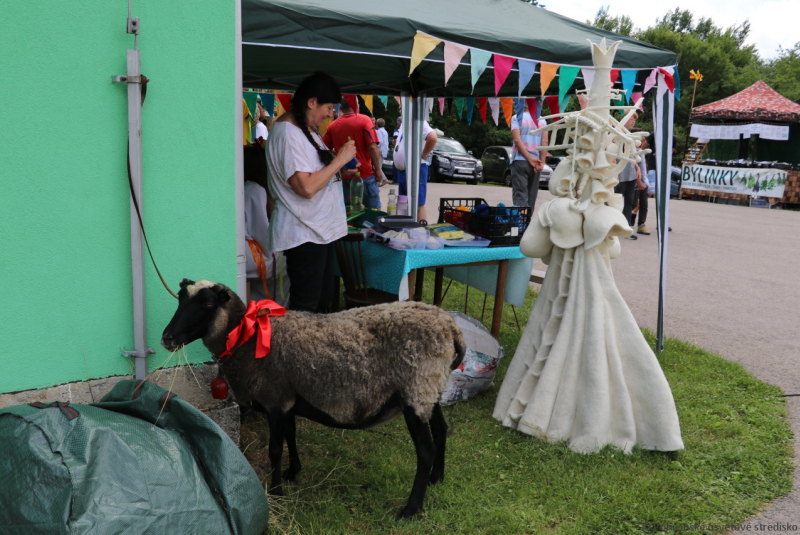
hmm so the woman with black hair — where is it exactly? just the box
[266,72,357,313]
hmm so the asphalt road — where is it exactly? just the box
[378,180,800,526]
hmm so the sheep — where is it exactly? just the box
[161,279,466,519]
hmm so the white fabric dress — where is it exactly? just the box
[493,168,684,454]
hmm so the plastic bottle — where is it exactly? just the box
[349,172,364,213]
[387,189,398,215]
[397,194,409,216]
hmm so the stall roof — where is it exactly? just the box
[691,81,800,123]
[242,0,677,96]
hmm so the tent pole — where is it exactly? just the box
[401,93,421,220]
[654,87,675,353]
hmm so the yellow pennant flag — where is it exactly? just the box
[360,95,374,115]
[409,32,442,75]
[540,63,559,96]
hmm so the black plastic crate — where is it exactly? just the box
[437,198,531,247]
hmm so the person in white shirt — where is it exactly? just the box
[393,119,437,223]
[266,72,357,312]
[255,106,270,146]
[375,118,389,184]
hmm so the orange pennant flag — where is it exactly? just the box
[539,63,559,97]
[500,98,514,126]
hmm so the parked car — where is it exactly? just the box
[381,146,395,181]
[647,166,682,198]
[428,137,484,185]
[480,146,552,188]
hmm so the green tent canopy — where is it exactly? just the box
[242,0,677,97]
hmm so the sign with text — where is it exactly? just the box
[681,164,787,198]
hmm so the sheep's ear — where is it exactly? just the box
[180,278,195,289]
[217,287,231,305]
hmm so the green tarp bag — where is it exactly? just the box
[0,380,268,535]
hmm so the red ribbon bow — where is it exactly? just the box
[219,299,286,359]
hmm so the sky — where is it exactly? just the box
[548,0,800,60]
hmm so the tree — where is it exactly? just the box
[762,42,800,101]
[589,6,635,37]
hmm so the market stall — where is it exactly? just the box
[682,80,800,207]
[240,0,679,346]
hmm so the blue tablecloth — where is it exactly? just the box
[359,241,534,307]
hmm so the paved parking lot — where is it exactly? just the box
[379,180,800,524]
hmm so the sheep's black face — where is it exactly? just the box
[161,279,230,351]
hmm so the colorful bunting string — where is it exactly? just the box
[580,67,594,91]
[545,95,560,116]
[500,98,514,126]
[558,66,580,109]
[620,70,637,103]
[465,97,475,124]
[438,97,445,115]
[518,59,538,97]
[343,94,359,113]
[360,95,373,114]
[488,97,500,125]
[477,97,488,123]
[470,49,492,91]
[455,97,465,118]
[610,69,620,85]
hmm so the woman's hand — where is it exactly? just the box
[335,139,357,167]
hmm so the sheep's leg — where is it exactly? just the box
[428,403,447,485]
[266,409,286,496]
[397,406,435,520]
[282,413,302,482]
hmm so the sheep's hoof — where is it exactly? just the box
[282,465,301,482]
[396,505,422,520]
[429,469,444,485]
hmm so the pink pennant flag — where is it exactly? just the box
[643,69,658,94]
[493,54,515,95]
[444,41,469,86]
[438,97,445,115]
[577,94,589,110]
[488,97,500,125]
[610,69,620,85]
[631,92,643,110]
[394,96,402,105]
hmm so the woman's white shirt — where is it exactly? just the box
[266,121,347,252]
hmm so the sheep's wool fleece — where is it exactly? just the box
[226,301,462,424]
[493,245,684,454]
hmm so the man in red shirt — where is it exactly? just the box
[323,99,384,209]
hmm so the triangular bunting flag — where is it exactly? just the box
[427,97,434,117]
[276,93,292,113]
[631,92,644,110]
[559,95,572,114]
[558,66,580,108]
[409,32,442,75]
[477,97,488,123]
[394,96,402,105]
[360,95,374,115]
[470,49,492,91]
[673,68,681,101]
[501,97,514,126]
[545,95,560,116]
[643,69,658,94]
[343,94,359,113]
[438,97,445,115]
[658,67,675,93]
[444,41,469,86]
[577,94,589,110]
[259,93,275,117]
[518,59,538,97]
[378,96,388,107]
[620,70,637,103]
[465,97,475,124]
[488,97,500,125]
[526,98,539,119]
[514,98,525,121]
[493,54,515,95]
[539,63,559,96]
[610,69,620,85]
[455,97,465,118]
[580,67,594,90]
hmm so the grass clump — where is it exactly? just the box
[240,277,793,535]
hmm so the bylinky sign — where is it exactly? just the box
[681,164,787,198]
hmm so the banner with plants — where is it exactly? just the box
[681,164,787,198]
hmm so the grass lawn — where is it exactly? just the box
[240,277,793,535]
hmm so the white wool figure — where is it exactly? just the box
[493,39,683,454]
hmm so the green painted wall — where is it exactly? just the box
[0,2,240,393]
